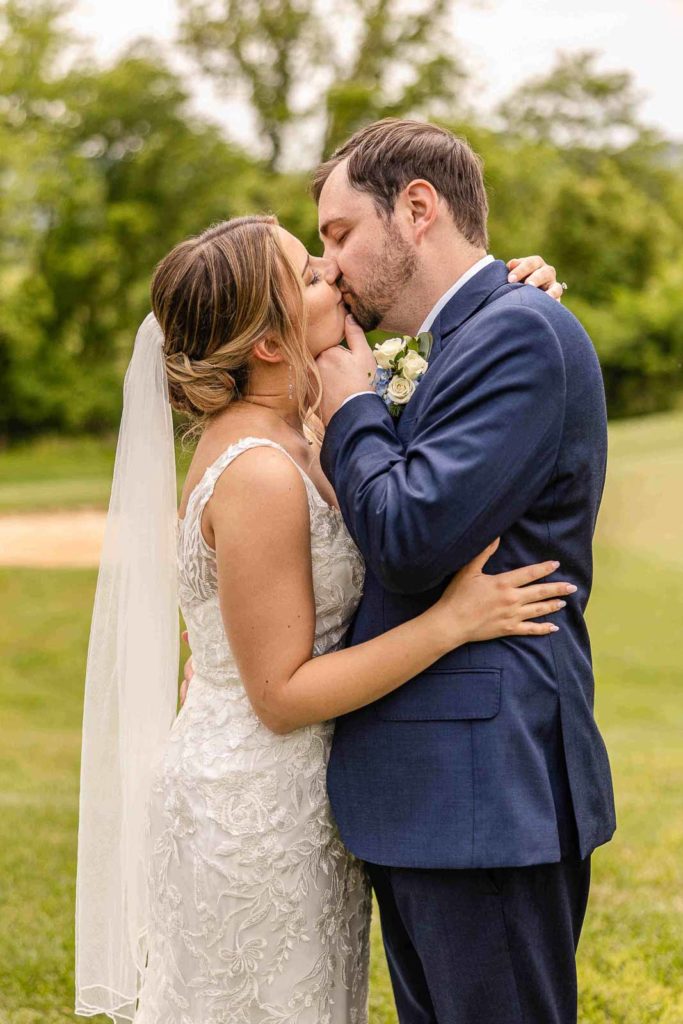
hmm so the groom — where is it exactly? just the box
[313,119,616,1024]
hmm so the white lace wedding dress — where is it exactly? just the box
[134,437,371,1024]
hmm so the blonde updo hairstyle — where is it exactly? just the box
[152,215,323,437]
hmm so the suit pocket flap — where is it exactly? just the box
[375,668,501,721]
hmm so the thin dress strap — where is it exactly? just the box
[180,436,315,556]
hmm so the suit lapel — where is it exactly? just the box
[397,260,516,441]
[429,259,511,360]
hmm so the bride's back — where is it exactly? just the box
[177,431,364,685]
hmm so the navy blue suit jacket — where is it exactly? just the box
[321,260,616,869]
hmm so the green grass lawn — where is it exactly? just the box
[0,436,194,513]
[1,412,682,1023]
[0,437,116,514]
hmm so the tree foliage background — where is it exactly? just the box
[2,0,682,440]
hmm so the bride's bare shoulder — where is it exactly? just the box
[213,441,303,500]
[207,444,310,553]
[179,417,282,511]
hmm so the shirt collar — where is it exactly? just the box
[418,254,495,336]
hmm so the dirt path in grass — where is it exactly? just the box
[0,510,106,568]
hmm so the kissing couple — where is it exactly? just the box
[76,118,616,1024]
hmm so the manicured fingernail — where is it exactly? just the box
[551,561,560,569]
[558,601,567,608]
[508,274,518,282]
[549,624,560,632]
[566,584,577,593]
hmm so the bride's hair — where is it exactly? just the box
[151,215,322,435]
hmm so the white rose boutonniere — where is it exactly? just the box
[370,331,432,418]
[374,337,406,369]
[386,375,416,404]
[399,349,429,381]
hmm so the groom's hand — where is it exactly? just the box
[316,313,377,425]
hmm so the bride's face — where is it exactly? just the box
[277,228,346,358]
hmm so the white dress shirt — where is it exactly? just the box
[340,254,495,410]
[416,253,495,335]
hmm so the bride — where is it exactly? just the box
[75,215,572,1024]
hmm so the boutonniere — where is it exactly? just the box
[370,332,433,418]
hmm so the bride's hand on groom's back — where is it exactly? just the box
[432,539,578,648]
[507,255,565,301]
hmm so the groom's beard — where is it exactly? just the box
[340,225,418,332]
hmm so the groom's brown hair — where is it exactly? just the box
[312,118,489,249]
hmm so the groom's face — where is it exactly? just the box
[318,160,417,332]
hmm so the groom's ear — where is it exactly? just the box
[401,179,440,242]
[252,334,284,364]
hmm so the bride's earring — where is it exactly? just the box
[288,363,294,401]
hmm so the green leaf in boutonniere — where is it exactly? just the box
[417,331,433,361]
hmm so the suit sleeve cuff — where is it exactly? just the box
[339,390,377,410]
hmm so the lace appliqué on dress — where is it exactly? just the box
[134,437,370,1024]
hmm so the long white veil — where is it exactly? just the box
[75,313,179,1021]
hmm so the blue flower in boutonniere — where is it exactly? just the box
[370,332,433,418]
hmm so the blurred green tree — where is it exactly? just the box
[497,50,644,153]
[1,1,681,437]
[178,0,465,169]
[0,0,262,436]
[495,52,683,415]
